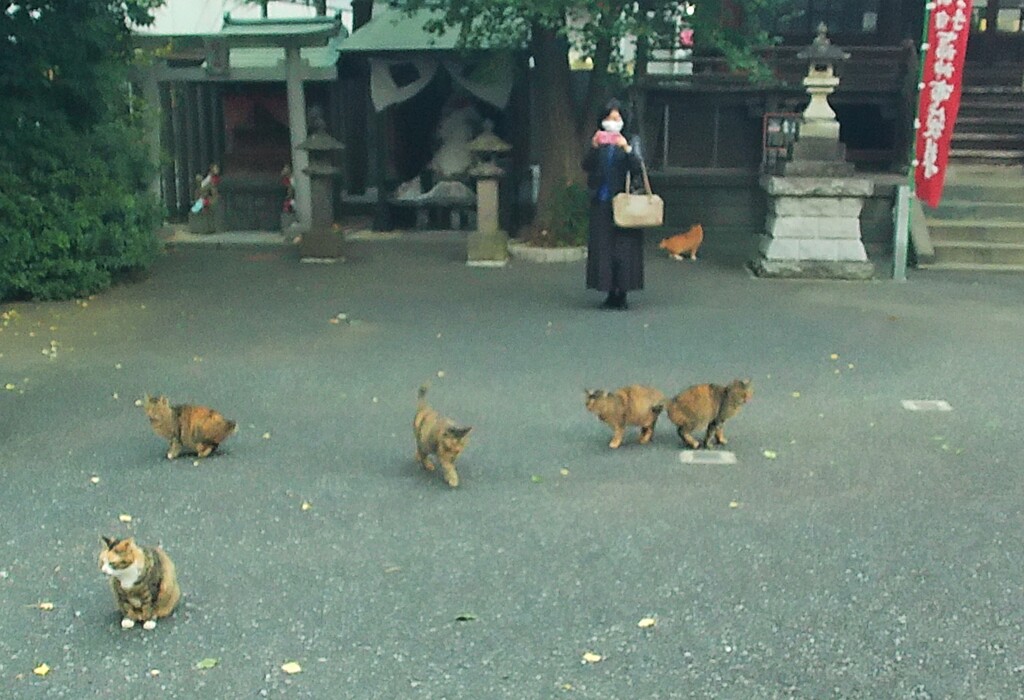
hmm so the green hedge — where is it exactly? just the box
[0,120,161,301]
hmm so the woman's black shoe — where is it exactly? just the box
[600,293,618,309]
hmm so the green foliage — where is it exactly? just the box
[532,182,589,247]
[0,0,163,301]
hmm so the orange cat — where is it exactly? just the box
[142,394,237,460]
[584,385,666,449]
[666,379,752,449]
[99,536,180,630]
[658,224,704,260]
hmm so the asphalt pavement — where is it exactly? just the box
[1,232,1022,699]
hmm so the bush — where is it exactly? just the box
[0,120,161,301]
[530,182,590,247]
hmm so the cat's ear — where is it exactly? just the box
[447,426,472,439]
[101,536,119,549]
[584,389,600,398]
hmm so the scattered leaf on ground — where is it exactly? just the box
[371,397,378,403]
[90,476,100,484]
[134,399,143,407]
[455,613,477,622]
[301,501,313,511]
[35,602,55,611]
[114,363,122,370]
[560,468,570,477]
[531,475,543,483]
[791,391,801,398]
[281,662,302,675]
[118,514,132,523]
[763,450,778,460]
[195,658,219,670]
[729,501,741,509]
[582,652,603,664]
[262,432,271,440]
[329,318,340,324]
[383,566,402,574]
[637,617,656,628]
[33,664,51,676]
[4,383,14,391]
[149,669,160,677]
[436,370,445,378]
[112,393,119,400]
[829,353,839,360]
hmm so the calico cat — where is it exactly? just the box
[584,385,666,449]
[98,536,181,630]
[142,394,237,460]
[658,224,704,260]
[413,385,472,488]
[666,379,753,449]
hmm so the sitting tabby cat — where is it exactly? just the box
[666,379,752,449]
[584,385,666,449]
[413,384,472,488]
[142,394,237,460]
[99,536,181,630]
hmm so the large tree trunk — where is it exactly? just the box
[528,24,587,243]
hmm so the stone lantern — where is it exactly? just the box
[297,131,345,260]
[750,24,874,279]
[466,124,512,267]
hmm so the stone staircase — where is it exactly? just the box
[920,63,1024,271]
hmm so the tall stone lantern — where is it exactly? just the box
[297,131,345,261]
[751,24,874,280]
[466,124,512,267]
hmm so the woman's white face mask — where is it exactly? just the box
[601,119,624,133]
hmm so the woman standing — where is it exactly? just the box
[582,100,645,310]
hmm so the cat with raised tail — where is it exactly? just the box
[666,379,752,449]
[99,536,180,630]
[413,384,472,488]
[658,223,704,260]
[584,385,666,449]
[141,394,237,460]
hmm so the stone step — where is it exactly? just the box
[939,183,1024,203]
[951,133,1024,148]
[925,201,1024,222]
[918,261,1024,272]
[955,116,1024,134]
[949,148,1024,165]
[962,85,1024,95]
[957,102,1024,119]
[927,219,1024,242]
[930,240,1024,265]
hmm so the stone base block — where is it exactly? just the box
[300,227,345,259]
[759,235,868,262]
[749,256,875,280]
[467,229,509,265]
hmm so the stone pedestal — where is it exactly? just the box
[751,176,875,279]
[466,164,508,267]
[297,132,345,260]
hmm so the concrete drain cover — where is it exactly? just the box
[901,399,953,412]
[679,450,737,465]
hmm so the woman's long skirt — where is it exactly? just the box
[585,201,645,292]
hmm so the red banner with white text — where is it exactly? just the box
[915,0,973,208]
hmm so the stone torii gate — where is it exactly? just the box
[132,14,346,227]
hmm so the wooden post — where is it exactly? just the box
[285,45,311,226]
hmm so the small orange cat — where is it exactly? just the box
[584,385,666,449]
[666,379,752,449]
[658,223,704,260]
[142,394,237,460]
[413,385,472,488]
[99,536,181,630]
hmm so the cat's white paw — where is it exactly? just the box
[121,618,136,629]
[142,620,157,630]
[672,254,683,261]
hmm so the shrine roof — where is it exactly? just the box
[339,6,518,53]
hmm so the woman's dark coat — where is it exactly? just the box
[582,144,646,293]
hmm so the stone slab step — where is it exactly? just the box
[925,201,1024,222]
[955,118,1024,135]
[918,261,1024,272]
[952,132,1024,144]
[927,219,1024,242]
[931,240,1024,265]
[962,85,1024,95]
[949,149,1024,164]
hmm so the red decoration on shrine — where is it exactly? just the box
[914,0,973,208]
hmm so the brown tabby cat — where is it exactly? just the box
[142,394,237,460]
[98,536,181,630]
[413,385,472,488]
[584,385,666,449]
[666,379,753,449]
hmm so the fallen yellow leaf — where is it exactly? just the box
[118,514,132,523]
[90,476,100,484]
[729,501,741,509]
[149,669,161,677]
[301,501,312,511]
[281,661,302,675]
[4,383,15,391]
[582,652,602,664]
[829,353,839,360]
[637,617,656,628]
[36,602,55,611]
[791,391,801,398]
[436,371,445,378]
[262,432,271,440]
[763,450,778,460]
[560,468,570,477]
[33,663,50,677]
